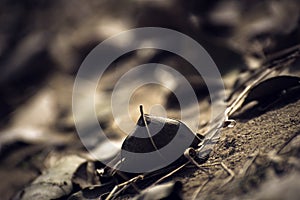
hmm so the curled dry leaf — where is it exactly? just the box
[118,106,201,173]
[0,86,77,159]
[242,75,300,107]
[72,161,100,189]
[13,155,86,200]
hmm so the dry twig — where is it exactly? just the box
[105,175,144,200]
[220,162,235,188]
[239,150,260,177]
[191,178,210,200]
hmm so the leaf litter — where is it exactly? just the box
[4,42,300,200]
[1,1,300,200]
[60,47,300,200]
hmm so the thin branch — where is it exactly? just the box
[277,132,300,154]
[191,178,210,200]
[105,175,143,200]
[139,105,162,157]
[220,162,235,187]
[152,161,189,186]
[239,150,259,177]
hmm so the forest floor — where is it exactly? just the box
[1,1,300,200]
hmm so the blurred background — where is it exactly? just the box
[0,0,300,199]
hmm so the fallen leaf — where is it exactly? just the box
[132,181,183,200]
[67,182,115,200]
[13,155,86,200]
[242,75,300,107]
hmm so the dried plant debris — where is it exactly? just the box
[225,45,300,119]
[0,86,76,151]
[13,155,86,200]
[242,75,300,109]
[252,172,300,200]
[191,0,300,67]
[67,182,115,200]
[72,161,101,189]
[1,1,300,200]
[132,181,183,200]
[119,105,201,171]
[181,98,300,199]
[7,49,300,200]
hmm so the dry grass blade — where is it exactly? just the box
[152,162,190,186]
[105,175,144,200]
[220,162,235,187]
[239,150,260,177]
[277,132,300,154]
[191,178,210,200]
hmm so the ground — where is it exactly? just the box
[1,1,300,200]
[182,98,300,199]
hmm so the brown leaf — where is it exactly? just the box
[13,155,86,200]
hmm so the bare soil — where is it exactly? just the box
[180,98,300,199]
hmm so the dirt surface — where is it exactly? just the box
[180,98,300,199]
